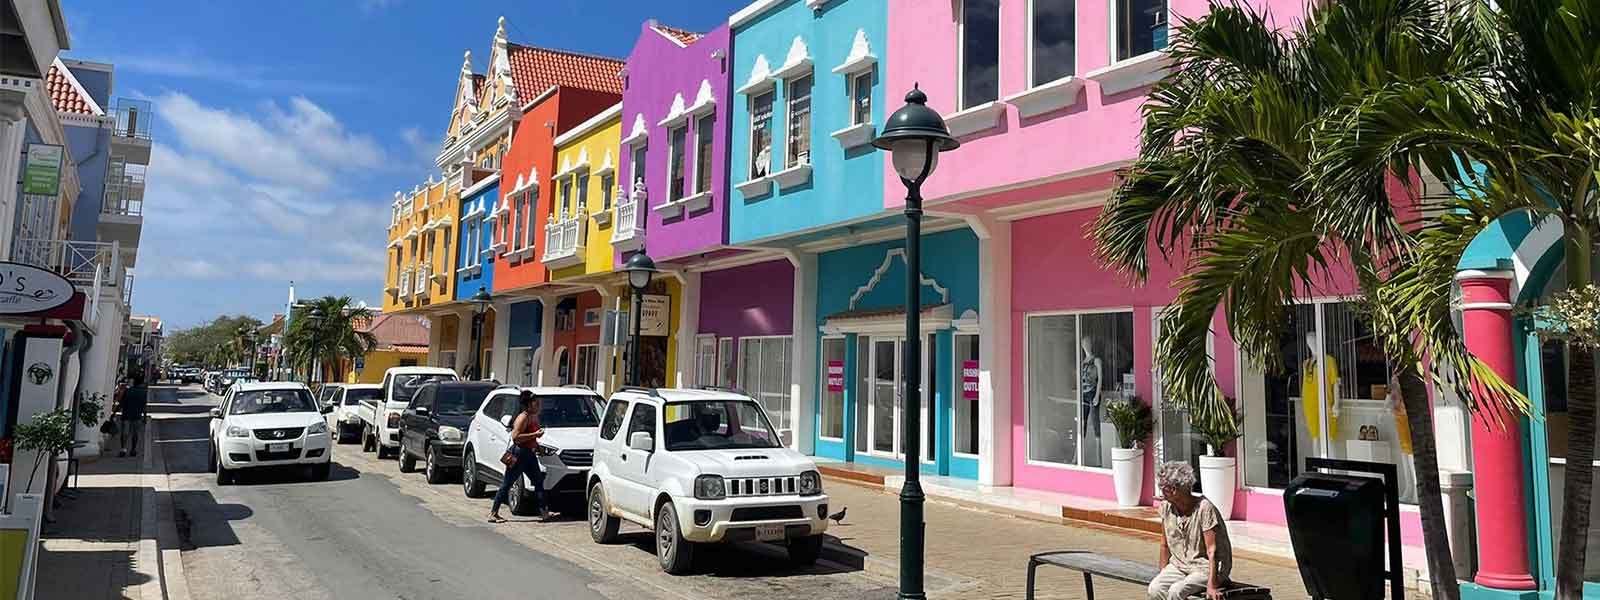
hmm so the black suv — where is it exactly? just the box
[398,381,497,484]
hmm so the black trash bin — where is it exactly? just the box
[1284,473,1386,599]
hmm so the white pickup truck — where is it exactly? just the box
[357,366,458,459]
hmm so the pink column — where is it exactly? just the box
[1457,270,1536,590]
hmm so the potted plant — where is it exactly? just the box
[1105,398,1153,507]
[13,409,75,499]
[1190,395,1243,520]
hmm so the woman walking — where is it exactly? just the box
[489,390,547,523]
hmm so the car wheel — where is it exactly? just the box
[206,443,217,472]
[655,501,694,574]
[377,443,393,460]
[509,475,535,517]
[362,426,375,452]
[399,449,417,473]
[588,482,620,544]
[461,449,487,498]
[787,534,823,566]
[424,444,446,485]
[311,461,331,481]
[216,462,234,486]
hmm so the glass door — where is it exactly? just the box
[859,336,934,462]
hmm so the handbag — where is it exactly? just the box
[500,445,517,467]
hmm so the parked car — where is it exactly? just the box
[461,385,606,516]
[356,366,458,458]
[207,381,335,484]
[326,384,379,443]
[204,372,223,394]
[180,368,202,385]
[586,388,828,573]
[315,384,344,412]
[398,381,498,484]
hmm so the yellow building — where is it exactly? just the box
[545,103,622,281]
[343,313,430,384]
[385,177,459,313]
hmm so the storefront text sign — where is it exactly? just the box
[0,263,72,314]
[640,294,670,337]
[22,144,63,196]
[962,360,980,400]
[826,361,845,393]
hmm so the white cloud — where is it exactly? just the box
[117,54,362,95]
[155,92,383,190]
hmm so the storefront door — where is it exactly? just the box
[859,336,931,462]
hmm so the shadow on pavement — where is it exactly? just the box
[614,530,868,578]
[224,462,362,485]
[171,489,251,550]
[33,547,153,597]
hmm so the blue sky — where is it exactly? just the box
[60,0,750,329]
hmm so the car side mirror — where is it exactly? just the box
[209,408,221,418]
[499,414,513,430]
[414,406,430,417]
[321,404,334,415]
[629,431,654,453]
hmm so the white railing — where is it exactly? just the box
[14,239,124,289]
[611,181,642,246]
[542,208,586,266]
[102,157,145,217]
[122,272,134,306]
[415,263,431,296]
[398,268,413,298]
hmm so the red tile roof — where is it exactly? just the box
[505,43,624,102]
[363,313,431,350]
[46,63,99,116]
[653,24,704,46]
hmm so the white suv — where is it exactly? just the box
[586,388,829,573]
[208,382,334,484]
[461,386,606,516]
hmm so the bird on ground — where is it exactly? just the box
[827,507,847,525]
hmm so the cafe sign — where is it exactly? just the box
[23,144,63,196]
[0,262,72,314]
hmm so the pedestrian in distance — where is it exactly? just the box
[118,372,149,458]
[1148,461,1232,600]
[489,390,547,523]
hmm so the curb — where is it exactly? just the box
[138,390,193,600]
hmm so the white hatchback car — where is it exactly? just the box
[461,386,606,516]
[587,388,829,573]
[208,381,334,484]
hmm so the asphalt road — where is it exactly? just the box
[151,384,898,600]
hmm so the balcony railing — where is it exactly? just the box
[398,269,413,298]
[542,208,586,268]
[415,263,431,297]
[15,238,124,288]
[102,157,145,217]
[112,99,153,142]
[610,181,644,250]
[123,271,134,306]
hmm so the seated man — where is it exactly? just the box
[1149,461,1232,600]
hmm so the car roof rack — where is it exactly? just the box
[696,385,750,396]
[561,384,593,390]
[617,386,664,399]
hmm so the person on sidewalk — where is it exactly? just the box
[488,390,547,523]
[1149,461,1231,600]
[118,373,149,458]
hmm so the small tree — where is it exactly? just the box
[1189,395,1242,457]
[1106,398,1154,450]
[14,409,75,494]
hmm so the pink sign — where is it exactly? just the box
[826,360,845,393]
[962,360,980,400]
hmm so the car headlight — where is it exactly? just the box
[694,474,726,500]
[438,426,464,443]
[307,421,328,435]
[226,425,250,438]
[799,470,822,496]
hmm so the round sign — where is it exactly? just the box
[0,262,73,314]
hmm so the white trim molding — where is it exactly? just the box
[734,176,773,199]
[945,100,1008,138]
[832,29,877,76]
[830,122,874,150]
[737,55,777,96]
[771,163,812,190]
[772,36,813,81]
[622,113,650,147]
[1085,51,1172,95]
[1004,76,1084,119]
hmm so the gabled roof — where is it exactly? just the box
[653,24,704,46]
[362,313,431,350]
[505,43,624,101]
[45,59,103,116]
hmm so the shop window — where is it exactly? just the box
[1026,311,1135,468]
[694,114,715,195]
[600,173,615,212]
[960,0,1000,109]
[668,124,687,201]
[694,335,718,387]
[560,178,573,216]
[1114,0,1169,62]
[577,172,590,210]
[750,91,774,178]
[954,333,979,456]
[1240,301,1417,503]
[1030,0,1076,86]
[738,336,794,445]
[785,75,812,168]
[508,347,534,386]
[717,337,735,388]
[850,71,873,126]
[576,344,599,389]
[821,337,846,440]
[632,144,648,189]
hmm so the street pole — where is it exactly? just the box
[628,287,644,386]
[471,311,485,380]
[899,174,925,600]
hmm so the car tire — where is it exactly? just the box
[655,501,694,574]
[424,444,446,485]
[588,482,621,544]
[206,443,217,472]
[377,443,393,460]
[787,534,823,566]
[508,475,536,517]
[362,426,376,453]
[310,461,331,481]
[461,449,487,498]
[216,462,234,486]
[399,449,417,473]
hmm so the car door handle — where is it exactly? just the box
[620,454,627,462]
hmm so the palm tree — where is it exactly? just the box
[232,324,261,377]
[1091,2,1525,598]
[284,296,376,384]
[1309,1,1598,595]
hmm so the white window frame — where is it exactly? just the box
[1026,0,1079,88]
[737,335,795,445]
[818,334,847,442]
[600,173,615,212]
[717,337,735,388]
[749,91,775,179]
[631,143,648,189]
[1022,307,1135,473]
[667,123,688,201]
[784,74,813,168]
[957,0,1001,110]
[694,334,718,387]
[849,71,873,126]
[559,178,574,217]
[1109,0,1170,65]
[521,192,533,249]
[576,172,590,211]
[952,332,981,458]
[575,344,600,389]
[693,113,715,195]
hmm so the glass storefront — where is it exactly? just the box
[1025,311,1135,469]
[1538,339,1600,583]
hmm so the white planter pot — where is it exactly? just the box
[1111,447,1145,507]
[1198,455,1237,520]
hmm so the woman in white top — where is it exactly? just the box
[1149,461,1232,600]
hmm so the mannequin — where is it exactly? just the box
[1300,330,1341,440]
[1080,336,1104,444]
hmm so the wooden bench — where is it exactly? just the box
[1026,551,1272,600]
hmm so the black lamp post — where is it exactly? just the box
[467,286,493,380]
[871,85,959,600]
[621,252,658,387]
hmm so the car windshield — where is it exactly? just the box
[391,374,454,404]
[229,389,316,415]
[538,394,601,428]
[663,400,782,451]
[434,386,494,416]
[343,388,381,405]
[317,387,339,403]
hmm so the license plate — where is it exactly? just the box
[268,443,290,453]
[755,524,785,542]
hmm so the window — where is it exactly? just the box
[960,0,1000,108]
[850,71,873,125]
[626,402,658,444]
[560,179,573,216]
[1115,0,1168,62]
[600,173,615,211]
[749,91,774,178]
[599,399,629,440]
[737,336,793,446]
[695,335,718,387]
[668,125,687,201]
[508,347,534,386]
[520,192,532,248]
[488,220,498,252]
[513,193,525,249]
[717,338,735,387]
[694,114,714,195]
[409,387,434,411]
[954,333,979,455]
[439,350,457,369]
[820,337,845,439]
[631,144,648,189]
[662,400,782,451]
[785,75,812,168]
[481,393,509,421]
[577,173,590,210]
[575,344,599,389]
[434,385,494,417]
[1030,0,1076,86]
[1026,311,1135,468]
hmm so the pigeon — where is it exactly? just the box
[827,507,847,525]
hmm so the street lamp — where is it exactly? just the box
[467,286,493,380]
[871,84,958,600]
[304,307,325,383]
[621,251,658,387]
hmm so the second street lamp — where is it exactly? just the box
[621,251,658,387]
[872,84,959,600]
[468,286,493,380]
